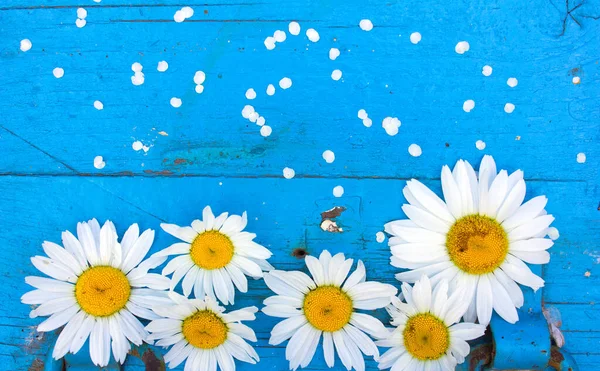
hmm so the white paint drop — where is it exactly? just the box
[279,77,292,89]
[331,69,342,81]
[409,32,421,44]
[463,100,475,112]
[93,155,105,169]
[376,231,385,243]
[306,28,320,42]
[382,117,401,136]
[260,125,272,137]
[357,109,368,120]
[76,19,86,28]
[264,36,276,50]
[507,77,518,88]
[77,8,87,19]
[322,150,335,163]
[131,72,145,86]
[329,48,340,60]
[131,62,143,73]
[455,41,470,54]
[245,88,257,100]
[504,103,515,113]
[248,112,259,123]
[572,76,581,84]
[193,71,206,85]
[174,10,186,23]
[181,6,194,18]
[577,152,586,163]
[283,167,295,179]
[53,67,64,78]
[547,227,560,240]
[289,21,301,36]
[482,65,492,76]
[362,118,372,127]
[476,140,486,150]
[157,61,168,72]
[256,116,265,126]
[132,141,143,151]
[242,105,255,119]
[195,85,204,94]
[274,30,286,42]
[408,144,422,157]
[170,97,182,108]
[359,19,373,31]
[20,39,32,52]
[266,84,275,96]
[142,145,150,153]
[93,100,104,110]
[333,186,344,197]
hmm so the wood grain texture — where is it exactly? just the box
[0,0,599,369]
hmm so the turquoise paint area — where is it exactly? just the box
[0,0,598,369]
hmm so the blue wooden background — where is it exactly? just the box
[1,0,599,370]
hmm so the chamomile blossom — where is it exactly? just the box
[377,276,486,370]
[147,292,259,370]
[22,220,170,366]
[262,250,398,371]
[387,155,555,326]
[159,206,273,305]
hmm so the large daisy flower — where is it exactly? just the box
[387,155,555,325]
[262,250,398,371]
[22,219,170,366]
[377,276,486,370]
[159,206,273,305]
[146,292,260,370]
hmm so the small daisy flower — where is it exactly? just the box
[377,276,486,370]
[387,155,555,326]
[159,206,273,305]
[22,219,170,366]
[147,292,259,370]
[262,250,398,371]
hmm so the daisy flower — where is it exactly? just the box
[146,292,259,370]
[22,219,170,366]
[387,155,555,326]
[158,206,273,305]
[262,250,398,371]
[377,276,486,370]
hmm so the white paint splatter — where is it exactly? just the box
[241,105,255,119]
[547,227,560,240]
[170,97,182,108]
[142,145,150,153]
[20,39,32,52]
[289,21,301,36]
[455,41,470,54]
[76,19,86,28]
[248,112,259,123]
[322,150,335,163]
[132,141,143,151]
[174,10,185,23]
[131,62,143,73]
[131,72,144,86]
[507,77,518,88]
[181,7,194,18]
[266,84,275,96]
[194,71,206,85]
[53,67,64,78]
[283,167,295,179]
[362,118,372,127]
[245,88,257,100]
[476,140,486,150]
[93,155,105,169]
[195,85,204,94]
[256,116,265,126]
[357,109,368,119]
[329,48,340,60]
[573,76,581,84]
[93,100,104,110]
[333,185,344,197]
[409,32,421,44]
[77,8,87,19]
[577,152,586,163]
[382,117,401,136]
[331,69,342,81]
[376,231,385,243]
[359,19,373,31]
[482,65,492,76]
[408,144,422,157]
[157,61,168,72]
[274,30,286,42]
[463,99,475,112]
[279,77,292,89]
[264,36,276,50]
[306,28,320,42]
[260,125,272,137]
[504,103,515,113]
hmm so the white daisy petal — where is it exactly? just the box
[269,315,307,345]
[161,223,198,243]
[484,170,509,217]
[203,206,216,229]
[441,165,463,218]
[476,275,493,326]
[402,205,450,234]
[42,241,82,275]
[405,179,455,223]
[53,310,86,359]
[333,330,354,370]
[449,322,486,341]
[496,179,526,223]
[385,223,446,245]
[500,255,545,291]
[121,229,154,273]
[489,274,519,323]
[31,256,77,282]
[120,223,139,257]
[454,160,474,215]
[343,260,367,290]
[61,231,88,270]
[508,214,555,241]
[77,221,99,265]
[37,305,79,332]
[70,314,94,354]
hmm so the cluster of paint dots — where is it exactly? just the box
[174,7,194,23]
[382,116,401,136]
[132,140,150,153]
[76,8,87,28]
[194,71,206,94]
[242,105,271,137]
[131,62,145,86]
[357,109,372,127]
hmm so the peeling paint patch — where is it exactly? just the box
[320,206,346,233]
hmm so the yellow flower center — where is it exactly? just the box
[446,214,509,275]
[182,310,228,349]
[190,230,234,270]
[403,313,450,361]
[75,266,131,317]
[303,286,353,332]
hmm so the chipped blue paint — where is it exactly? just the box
[0,0,598,370]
